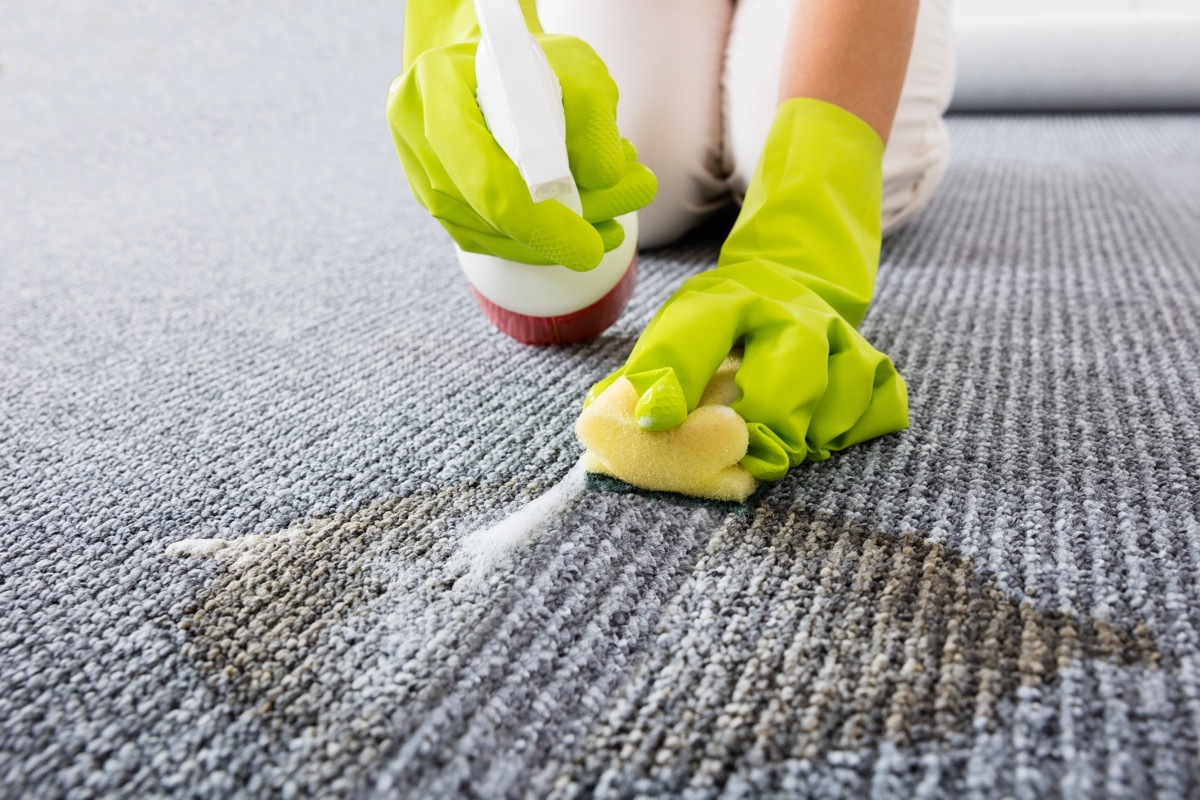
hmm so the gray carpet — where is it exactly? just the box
[3,2,1199,798]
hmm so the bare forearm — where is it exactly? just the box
[778,0,919,143]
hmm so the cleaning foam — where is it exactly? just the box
[454,460,588,581]
[164,530,300,568]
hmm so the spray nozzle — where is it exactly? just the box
[473,0,583,215]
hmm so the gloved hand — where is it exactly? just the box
[387,0,657,271]
[583,98,909,482]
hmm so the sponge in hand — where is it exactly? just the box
[575,353,760,503]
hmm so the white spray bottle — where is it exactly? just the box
[458,0,639,345]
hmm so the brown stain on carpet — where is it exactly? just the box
[170,490,1160,792]
[169,481,509,785]
[825,529,1157,753]
[566,502,1160,789]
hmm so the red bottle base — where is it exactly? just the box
[470,254,638,346]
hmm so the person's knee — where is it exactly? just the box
[634,175,725,249]
[538,0,733,248]
[724,0,955,231]
[617,98,728,247]
[881,0,955,235]
[722,0,793,198]
[881,117,951,236]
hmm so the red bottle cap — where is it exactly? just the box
[471,254,638,345]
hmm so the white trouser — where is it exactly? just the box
[538,0,956,247]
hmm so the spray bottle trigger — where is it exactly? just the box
[473,0,582,216]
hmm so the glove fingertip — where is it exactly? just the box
[570,111,626,190]
[560,244,605,272]
[579,168,658,226]
[524,213,604,271]
[631,369,688,431]
[595,219,625,253]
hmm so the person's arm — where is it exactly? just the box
[580,1,918,487]
[779,0,919,142]
[717,0,922,326]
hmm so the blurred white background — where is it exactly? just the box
[959,0,1195,10]
[952,0,1200,109]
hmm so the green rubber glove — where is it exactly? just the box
[584,98,909,481]
[387,0,657,271]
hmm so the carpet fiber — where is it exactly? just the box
[3,2,1199,798]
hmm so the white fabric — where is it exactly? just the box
[538,0,955,247]
[538,0,733,247]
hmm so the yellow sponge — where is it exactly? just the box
[575,353,760,502]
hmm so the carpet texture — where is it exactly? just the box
[3,2,1200,798]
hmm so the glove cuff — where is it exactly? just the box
[718,97,885,328]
